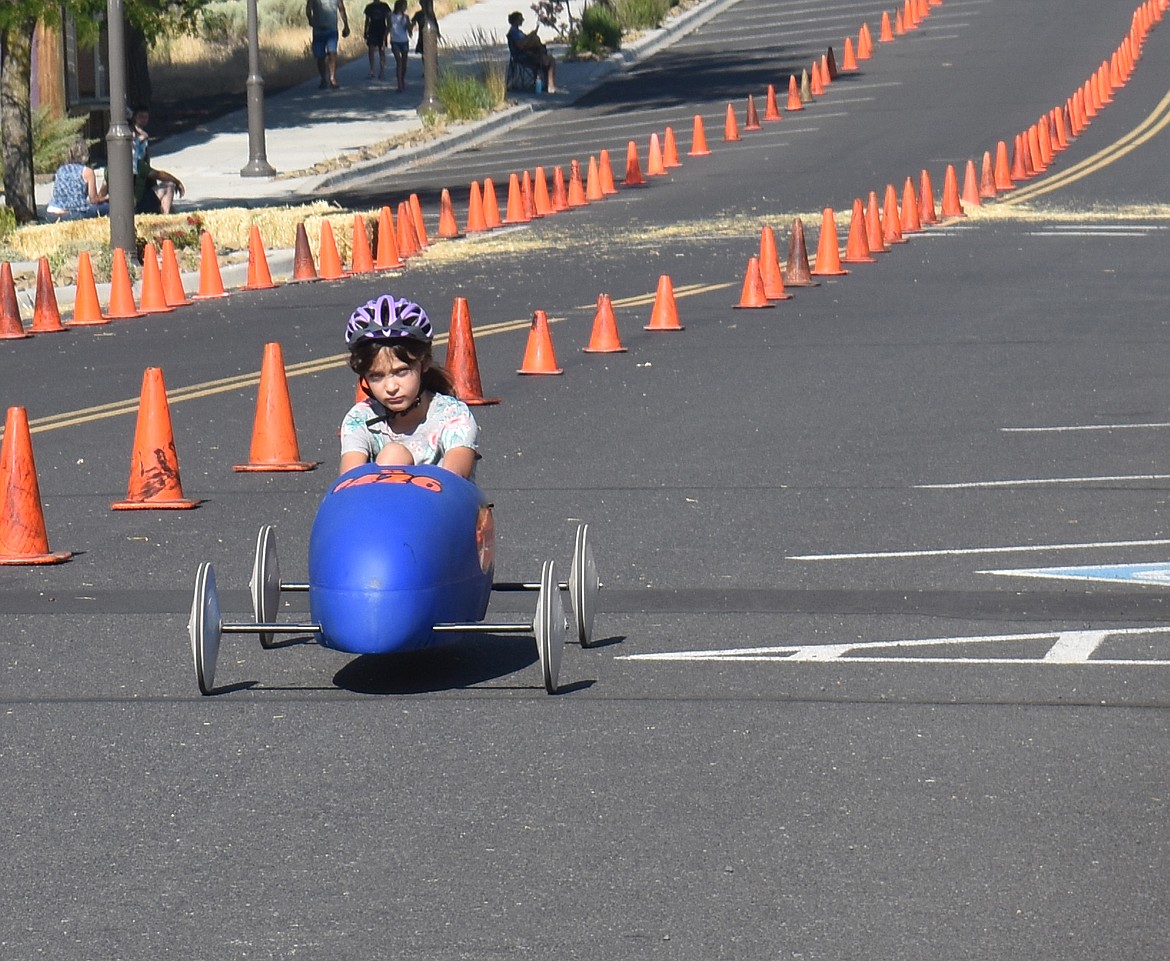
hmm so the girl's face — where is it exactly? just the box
[362,346,428,411]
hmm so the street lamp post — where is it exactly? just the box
[241,0,275,177]
[104,0,135,256]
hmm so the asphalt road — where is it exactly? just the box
[2,1,1169,958]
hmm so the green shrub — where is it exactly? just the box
[0,205,17,244]
[573,3,622,56]
[613,0,672,30]
[32,107,89,175]
[436,68,492,120]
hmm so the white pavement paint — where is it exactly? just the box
[1003,422,1170,432]
[916,474,1170,489]
[618,626,1170,666]
[788,538,1170,561]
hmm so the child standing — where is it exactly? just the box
[363,0,391,78]
[340,294,480,479]
[389,0,412,92]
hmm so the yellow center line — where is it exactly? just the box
[7,280,729,438]
[1002,87,1170,205]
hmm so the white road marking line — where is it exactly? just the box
[619,627,1170,666]
[1002,423,1170,432]
[1026,231,1153,238]
[916,474,1170,488]
[789,539,1170,561]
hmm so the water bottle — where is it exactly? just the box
[535,74,543,95]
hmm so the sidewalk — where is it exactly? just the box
[35,0,728,213]
[16,0,731,312]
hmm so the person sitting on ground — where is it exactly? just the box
[507,11,557,93]
[363,0,391,78]
[130,107,185,215]
[46,142,109,221]
[339,294,480,479]
[307,0,351,89]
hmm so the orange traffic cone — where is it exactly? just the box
[351,215,375,273]
[517,310,563,374]
[466,181,488,232]
[445,297,500,405]
[0,406,72,564]
[978,151,997,199]
[521,170,537,220]
[842,198,875,263]
[534,167,553,216]
[234,342,318,471]
[583,294,627,352]
[551,167,569,211]
[880,10,894,41]
[734,257,774,308]
[961,159,983,207]
[504,172,528,223]
[111,367,201,509]
[647,133,667,175]
[194,231,229,297]
[568,159,588,207]
[689,114,712,155]
[69,251,109,326]
[842,37,858,70]
[663,127,682,167]
[784,217,819,286]
[940,164,965,218]
[622,140,648,186]
[865,191,888,254]
[918,169,938,226]
[483,177,503,227]
[759,225,793,300]
[599,149,619,193]
[994,140,1014,191]
[882,183,906,245]
[645,274,684,330]
[858,23,873,59]
[317,220,346,279]
[438,188,461,238]
[160,239,191,307]
[409,193,430,248]
[787,74,804,111]
[900,177,922,233]
[243,224,277,289]
[764,84,781,121]
[31,257,66,333]
[811,208,848,275]
[398,200,421,257]
[139,243,174,313]
[290,222,319,281]
[1010,133,1029,182]
[810,62,824,97]
[723,103,741,142]
[586,155,605,201]
[374,206,405,269]
[744,95,761,131]
[0,263,29,339]
[105,247,142,319]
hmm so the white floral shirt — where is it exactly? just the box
[340,392,479,471]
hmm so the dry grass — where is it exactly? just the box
[151,0,476,100]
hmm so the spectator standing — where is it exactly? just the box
[364,0,391,79]
[389,0,412,91]
[307,0,351,89]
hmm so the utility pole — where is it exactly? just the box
[104,0,135,256]
[241,0,275,176]
[417,2,440,116]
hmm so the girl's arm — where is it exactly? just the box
[439,446,476,479]
[339,450,368,475]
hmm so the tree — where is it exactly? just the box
[1,1,208,223]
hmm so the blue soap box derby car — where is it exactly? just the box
[188,463,600,694]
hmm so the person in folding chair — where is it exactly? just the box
[506,10,558,93]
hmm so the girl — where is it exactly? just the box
[340,294,479,479]
[389,0,412,92]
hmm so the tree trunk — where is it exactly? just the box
[125,17,151,110]
[1,18,39,224]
